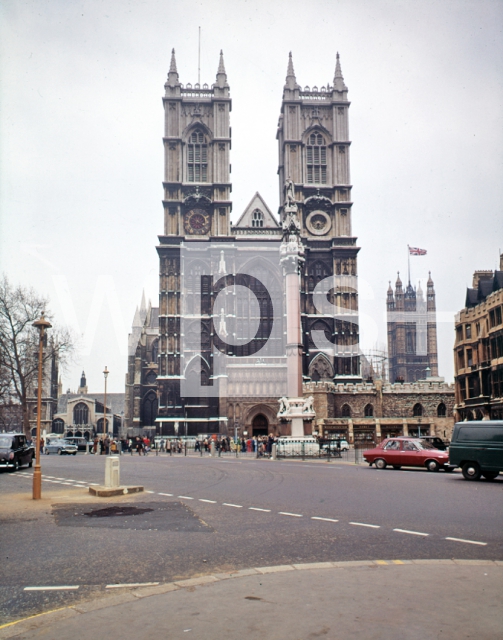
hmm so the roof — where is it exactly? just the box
[465,270,503,308]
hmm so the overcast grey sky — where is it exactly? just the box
[1,0,502,392]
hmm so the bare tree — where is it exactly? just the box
[0,276,76,436]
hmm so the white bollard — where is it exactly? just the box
[210,441,216,457]
[271,443,277,460]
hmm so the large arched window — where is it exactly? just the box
[251,209,264,228]
[52,418,65,434]
[413,403,423,417]
[141,391,158,427]
[73,402,89,425]
[187,129,208,182]
[341,404,351,418]
[306,132,327,184]
[364,404,374,417]
[437,403,446,417]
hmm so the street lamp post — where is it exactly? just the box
[103,366,109,454]
[32,313,52,500]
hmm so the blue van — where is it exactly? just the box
[448,420,503,481]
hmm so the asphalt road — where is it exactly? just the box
[1,452,502,624]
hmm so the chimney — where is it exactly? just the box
[472,270,493,289]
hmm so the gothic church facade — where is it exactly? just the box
[125,50,361,438]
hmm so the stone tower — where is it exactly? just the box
[387,273,439,382]
[276,52,360,381]
[155,50,232,435]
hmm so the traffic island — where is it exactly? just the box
[88,455,144,497]
[88,485,144,497]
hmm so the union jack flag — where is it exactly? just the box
[408,246,427,256]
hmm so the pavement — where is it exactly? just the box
[1,560,502,639]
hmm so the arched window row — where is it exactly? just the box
[251,209,264,228]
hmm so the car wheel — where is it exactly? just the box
[426,460,440,472]
[72,452,77,456]
[58,449,63,455]
[28,457,33,468]
[462,461,481,481]
[374,458,387,470]
[481,471,499,481]
[392,465,402,470]
[8,460,19,473]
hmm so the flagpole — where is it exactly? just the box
[407,245,410,284]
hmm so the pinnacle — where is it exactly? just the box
[217,49,226,75]
[169,48,177,73]
[333,51,348,91]
[287,51,296,78]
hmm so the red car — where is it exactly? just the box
[363,438,453,472]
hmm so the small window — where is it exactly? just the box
[496,306,502,326]
[466,349,473,367]
[437,403,446,417]
[251,209,264,228]
[413,403,423,417]
[384,440,400,450]
[341,404,351,418]
[465,324,471,339]
[364,403,374,417]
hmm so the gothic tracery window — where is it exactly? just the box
[187,129,208,182]
[73,402,89,425]
[306,132,327,184]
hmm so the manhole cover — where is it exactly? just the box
[84,506,153,518]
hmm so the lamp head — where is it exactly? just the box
[103,366,109,379]
[33,313,52,331]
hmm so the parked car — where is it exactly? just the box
[0,433,35,471]
[363,437,453,472]
[44,438,78,456]
[64,437,91,452]
[418,436,449,451]
[448,420,503,481]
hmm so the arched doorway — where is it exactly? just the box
[252,414,269,436]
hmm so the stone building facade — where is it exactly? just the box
[454,255,503,421]
[386,273,439,382]
[310,379,455,443]
[124,50,455,441]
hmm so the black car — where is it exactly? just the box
[0,433,35,472]
[419,436,449,451]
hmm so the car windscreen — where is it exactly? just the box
[0,437,13,448]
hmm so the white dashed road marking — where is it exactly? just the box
[24,586,79,591]
[158,493,174,497]
[311,517,339,523]
[393,528,429,537]
[145,490,155,494]
[249,507,271,512]
[199,499,217,503]
[445,537,487,546]
[178,496,194,500]
[350,522,380,529]
[279,512,303,517]
[223,503,243,508]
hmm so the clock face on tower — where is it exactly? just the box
[184,208,211,235]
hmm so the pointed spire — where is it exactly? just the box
[284,52,299,91]
[166,48,180,88]
[287,51,295,78]
[427,271,434,287]
[333,52,348,92]
[218,50,226,75]
[215,49,228,88]
[132,305,141,328]
[169,48,177,73]
[140,289,147,313]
